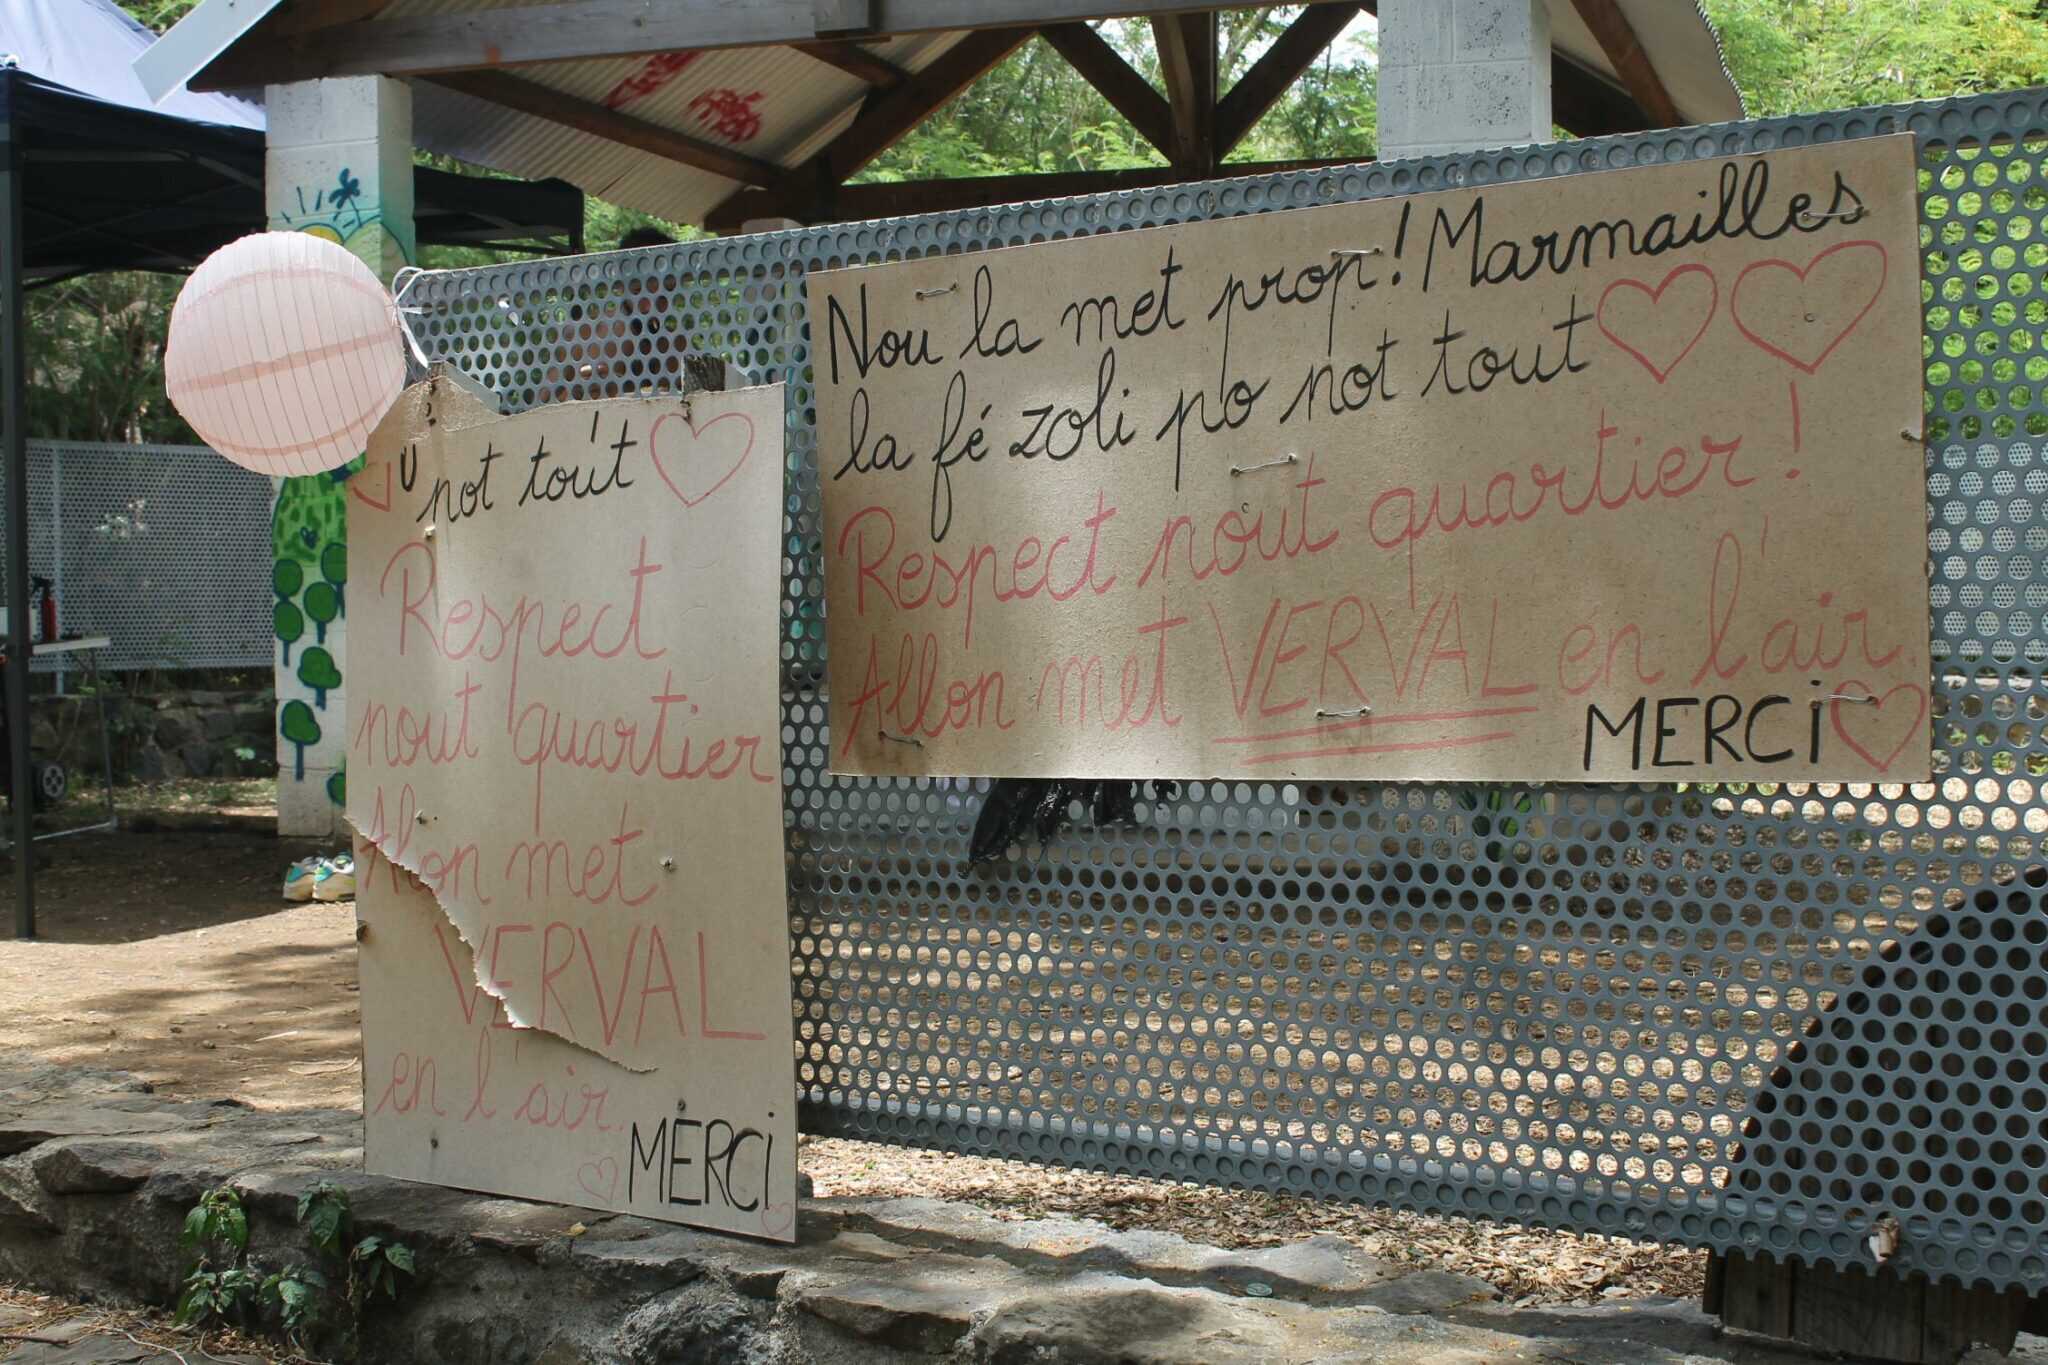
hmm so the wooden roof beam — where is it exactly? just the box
[191,0,1295,89]
[789,40,907,89]
[1567,0,1683,129]
[1151,10,1216,174]
[707,154,1371,227]
[1039,22,1176,158]
[1214,2,1359,155]
[425,70,786,187]
[706,25,1034,229]
[1549,51,1655,138]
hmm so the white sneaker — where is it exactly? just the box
[282,856,324,902]
[312,854,356,902]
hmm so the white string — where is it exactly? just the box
[389,266,433,369]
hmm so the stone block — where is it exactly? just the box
[31,1140,164,1195]
[1356,1268,1500,1314]
[264,76,412,151]
[278,770,345,838]
[152,709,204,752]
[796,1277,982,1351]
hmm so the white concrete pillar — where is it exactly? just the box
[1376,0,1552,160]
[262,77,414,838]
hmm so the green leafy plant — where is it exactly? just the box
[171,1179,417,1359]
[175,1185,254,1330]
[182,1183,249,1256]
[348,1234,416,1309]
[298,1180,349,1256]
[176,1264,261,1328]
[261,1266,329,1346]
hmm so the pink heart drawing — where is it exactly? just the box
[1731,241,1888,376]
[1597,263,1718,384]
[575,1156,619,1204]
[648,407,756,510]
[759,1197,795,1238]
[1830,680,1928,774]
[348,459,393,512]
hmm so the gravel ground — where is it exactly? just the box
[802,1138,1705,1305]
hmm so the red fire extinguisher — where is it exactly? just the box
[31,577,55,643]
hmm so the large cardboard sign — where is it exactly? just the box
[348,377,797,1241]
[810,137,1929,783]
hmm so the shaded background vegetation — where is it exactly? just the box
[49,0,2048,443]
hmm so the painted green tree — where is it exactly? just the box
[280,701,320,781]
[274,598,304,667]
[298,647,341,709]
[320,541,348,618]
[304,581,339,645]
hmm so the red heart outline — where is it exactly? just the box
[1830,680,1928,774]
[648,408,756,510]
[575,1156,620,1204]
[1731,241,1888,376]
[348,459,392,512]
[1597,264,1718,384]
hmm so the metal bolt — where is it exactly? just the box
[660,855,676,872]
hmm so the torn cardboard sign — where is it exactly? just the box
[348,377,797,1240]
[808,136,1929,783]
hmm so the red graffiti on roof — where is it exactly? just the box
[687,88,766,143]
[604,51,702,110]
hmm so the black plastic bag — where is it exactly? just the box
[967,778,1171,863]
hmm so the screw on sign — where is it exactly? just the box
[165,232,407,477]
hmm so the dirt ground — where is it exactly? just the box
[0,827,1705,1308]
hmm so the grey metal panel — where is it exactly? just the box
[0,441,275,672]
[407,90,2048,1294]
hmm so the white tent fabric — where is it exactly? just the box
[0,0,260,129]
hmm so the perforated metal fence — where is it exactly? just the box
[0,441,274,673]
[408,89,2048,1294]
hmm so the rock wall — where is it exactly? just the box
[26,688,275,789]
[0,1060,1845,1365]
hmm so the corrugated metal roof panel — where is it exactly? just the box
[411,29,963,227]
[147,0,1743,227]
[1547,0,1745,124]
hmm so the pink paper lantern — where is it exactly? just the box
[166,232,406,477]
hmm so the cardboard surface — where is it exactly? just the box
[810,138,1930,782]
[349,378,797,1240]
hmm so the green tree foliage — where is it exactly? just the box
[1702,0,2048,118]
[860,14,1376,185]
[120,0,197,30]
[28,274,195,443]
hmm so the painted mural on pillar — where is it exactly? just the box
[271,166,410,286]
[266,153,412,826]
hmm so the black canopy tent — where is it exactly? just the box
[0,65,583,937]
